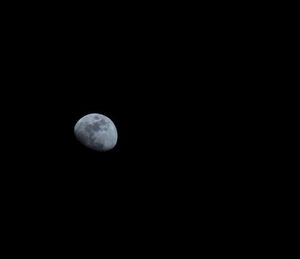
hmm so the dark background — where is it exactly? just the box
[1,3,264,252]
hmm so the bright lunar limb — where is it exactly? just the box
[74,113,118,151]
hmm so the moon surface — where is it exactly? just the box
[74,113,118,151]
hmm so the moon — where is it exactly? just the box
[74,113,118,152]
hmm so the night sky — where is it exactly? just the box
[5,14,238,204]
[1,4,257,252]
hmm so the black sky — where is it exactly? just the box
[4,9,242,193]
[1,5,259,251]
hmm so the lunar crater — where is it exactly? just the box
[91,120,108,132]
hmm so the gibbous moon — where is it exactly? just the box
[74,113,118,151]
